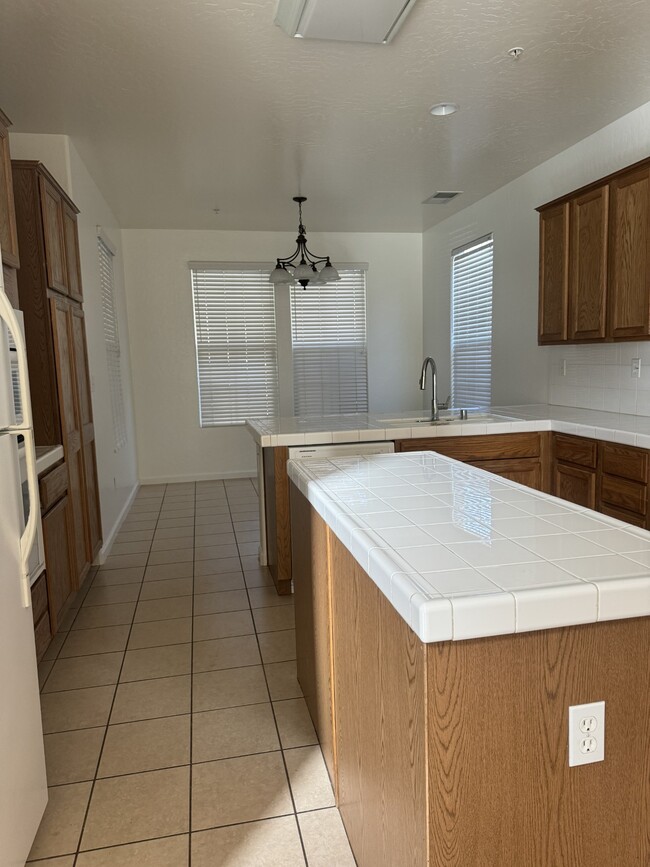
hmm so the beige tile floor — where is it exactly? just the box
[31,478,356,866]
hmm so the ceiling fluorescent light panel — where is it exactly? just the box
[275,0,418,44]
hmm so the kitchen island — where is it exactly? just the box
[247,404,650,593]
[288,450,650,867]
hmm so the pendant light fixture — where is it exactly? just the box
[269,197,341,289]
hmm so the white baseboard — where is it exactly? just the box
[94,483,140,565]
[138,469,257,484]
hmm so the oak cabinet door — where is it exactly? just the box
[608,165,650,339]
[569,185,608,340]
[553,463,596,510]
[0,113,19,268]
[39,176,68,295]
[538,202,569,343]
[62,203,83,302]
[42,494,75,631]
[470,457,543,491]
[51,297,90,585]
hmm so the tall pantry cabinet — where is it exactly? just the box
[12,160,102,587]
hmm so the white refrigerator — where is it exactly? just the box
[0,258,48,864]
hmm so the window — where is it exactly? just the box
[191,266,279,425]
[451,235,493,409]
[190,264,368,425]
[98,235,127,451]
[290,270,368,416]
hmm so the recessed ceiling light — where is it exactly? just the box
[429,102,459,117]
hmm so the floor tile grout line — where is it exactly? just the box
[188,480,197,866]
[226,482,310,867]
[71,485,167,866]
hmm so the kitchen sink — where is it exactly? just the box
[376,412,518,426]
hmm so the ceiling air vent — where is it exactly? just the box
[422,191,463,204]
[275,0,418,44]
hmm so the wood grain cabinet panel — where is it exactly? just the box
[62,203,83,302]
[538,202,569,343]
[395,432,541,461]
[608,165,650,339]
[42,494,75,632]
[51,297,90,585]
[599,474,647,517]
[569,185,609,340]
[554,463,596,509]
[39,175,68,295]
[470,457,543,490]
[554,433,597,468]
[0,109,19,268]
[600,441,648,483]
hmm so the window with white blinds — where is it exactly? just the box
[290,271,368,416]
[191,267,279,426]
[451,235,494,409]
[98,237,127,451]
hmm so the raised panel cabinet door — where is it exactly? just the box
[71,307,102,557]
[42,494,75,632]
[608,165,650,339]
[554,463,596,509]
[569,185,609,340]
[62,203,83,302]
[470,457,543,490]
[39,176,68,295]
[0,111,20,268]
[51,297,90,585]
[538,202,569,343]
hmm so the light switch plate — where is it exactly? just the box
[568,700,605,766]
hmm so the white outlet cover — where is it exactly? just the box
[568,700,605,767]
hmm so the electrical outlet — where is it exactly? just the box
[632,358,641,378]
[569,701,605,766]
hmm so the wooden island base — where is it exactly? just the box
[290,487,650,866]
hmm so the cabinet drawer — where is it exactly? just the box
[598,503,647,529]
[31,572,49,625]
[402,433,541,461]
[600,442,648,483]
[554,434,597,469]
[600,474,647,516]
[39,462,68,513]
[34,610,51,662]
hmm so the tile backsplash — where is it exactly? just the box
[548,343,650,416]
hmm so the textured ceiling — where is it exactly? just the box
[1,0,650,232]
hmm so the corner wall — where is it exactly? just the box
[121,229,423,483]
[9,133,139,557]
[423,100,650,410]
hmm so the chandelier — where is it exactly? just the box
[269,196,341,289]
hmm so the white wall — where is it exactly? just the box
[121,230,423,483]
[423,99,650,411]
[9,133,139,556]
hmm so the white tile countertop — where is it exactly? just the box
[246,404,650,448]
[287,451,650,643]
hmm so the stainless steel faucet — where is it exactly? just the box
[419,356,439,421]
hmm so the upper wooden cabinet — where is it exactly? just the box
[607,165,650,339]
[0,109,19,269]
[538,203,569,343]
[538,157,650,344]
[569,185,608,340]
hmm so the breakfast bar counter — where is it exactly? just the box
[287,450,650,866]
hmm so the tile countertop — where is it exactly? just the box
[35,445,64,475]
[287,451,650,644]
[246,404,650,448]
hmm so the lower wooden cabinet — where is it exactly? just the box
[395,433,548,493]
[31,573,51,662]
[39,459,75,636]
[554,462,596,509]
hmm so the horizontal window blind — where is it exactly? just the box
[290,270,368,416]
[99,237,127,451]
[451,235,493,409]
[191,267,279,425]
